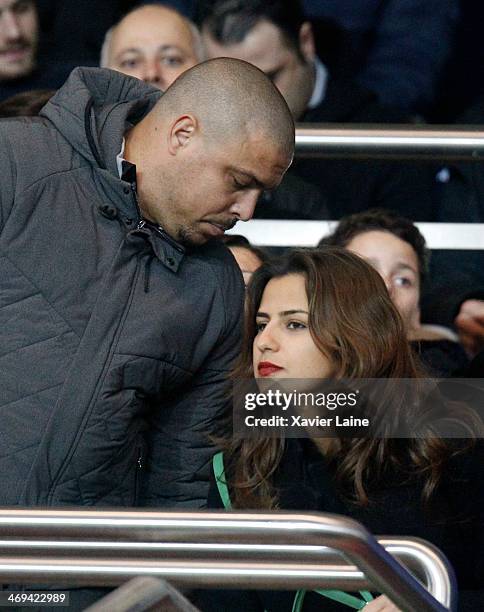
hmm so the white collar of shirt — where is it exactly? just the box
[307,56,328,110]
[116,138,126,178]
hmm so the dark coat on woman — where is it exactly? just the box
[194,438,484,611]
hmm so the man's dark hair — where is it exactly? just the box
[194,0,306,54]
[0,89,55,118]
[319,208,430,282]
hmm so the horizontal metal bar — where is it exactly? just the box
[228,221,484,249]
[0,556,377,591]
[295,125,484,160]
[0,509,454,612]
[0,538,436,584]
[0,541,444,602]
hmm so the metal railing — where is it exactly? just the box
[231,125,484,248]
[0,509,456,612]
[295,125,484,160]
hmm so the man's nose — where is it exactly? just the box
[143,60,167,89]
[383,275,394,298]
[231,190,260,222]
[2,11,22,40]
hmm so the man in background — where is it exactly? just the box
[0,0,38,80]
[0,0,75,100]
[196,0,436,221]
[101,3,203,90]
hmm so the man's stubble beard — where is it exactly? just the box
[0,7,39,81]
[178,225,203,246]
[0,44,37,81]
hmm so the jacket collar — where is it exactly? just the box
[40,67,161,178]
[93,165,185,272]
[43,67,186,271]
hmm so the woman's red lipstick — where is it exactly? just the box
[257,361,283,377]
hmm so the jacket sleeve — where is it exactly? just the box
[140,258,245,508]
[0,128,17,235]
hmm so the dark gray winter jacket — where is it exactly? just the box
[0,67,244,508]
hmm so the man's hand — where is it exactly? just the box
[363,595,402,611]
[455,299,484,358]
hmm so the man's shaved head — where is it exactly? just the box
[101,4,203,90]
[156,57,294,154]
[125,57,294,246]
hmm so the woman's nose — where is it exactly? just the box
[255,323,278,352]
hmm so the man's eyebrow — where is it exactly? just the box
[2,0,26,12]
[115,48,143,59]
[364,256,418,276]
[157,45,185,53]
[116,45,184,57]
[394,262,418,274]
[230,167,268,190]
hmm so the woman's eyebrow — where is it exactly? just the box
[256,309,309,318]
[256,311,269,318]
[280,309,308,316]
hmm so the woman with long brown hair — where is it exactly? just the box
[195,248,483,612]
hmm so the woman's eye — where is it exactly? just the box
[256,322,267,333]
[287,321,306,330]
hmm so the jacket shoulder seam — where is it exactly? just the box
[21,165,85,194]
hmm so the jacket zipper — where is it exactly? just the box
[134,445,144,503]
[130,184,184,253]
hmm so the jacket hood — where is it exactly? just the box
[40,67,162,176]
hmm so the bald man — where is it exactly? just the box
[101,4,203,90]
[0,59,293,511]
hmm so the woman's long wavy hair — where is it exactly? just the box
[226,247,479,509]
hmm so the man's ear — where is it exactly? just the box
[299,21,316,62]
[168,114,197,155]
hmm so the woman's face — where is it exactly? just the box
[346,230,421,333]
[252,274,333,379]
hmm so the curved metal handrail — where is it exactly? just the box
[0,509,456,612]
